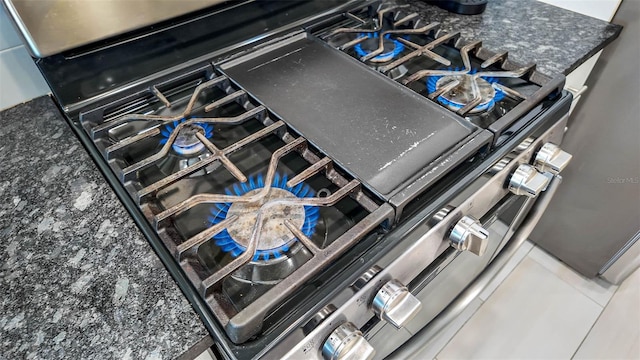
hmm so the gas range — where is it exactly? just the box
[19,0,573,358]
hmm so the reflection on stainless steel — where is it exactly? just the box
[303,304,337,336]
[351,265,382,292]
[428,205,455,227]
[391,175,562,358]
[514,136,535,154]
[2,0,227,57]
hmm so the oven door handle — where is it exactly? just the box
[388,174,563,360]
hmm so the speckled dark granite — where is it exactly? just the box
[0,97,208,359]
[396,0,622,76]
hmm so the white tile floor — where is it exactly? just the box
[416,241,640,360]
[196,239,639,360]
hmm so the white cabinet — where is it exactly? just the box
[536,0,621,21]
[565,51,601,114]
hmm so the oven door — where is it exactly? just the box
[368,184,555,359]
[264,113,570,360]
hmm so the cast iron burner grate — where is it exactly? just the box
[317,4,541,119]
[210,173,319,260]
[79,67,393,343]
[426,68,506,114]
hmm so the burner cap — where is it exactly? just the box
[160,120,214,155]
[227,187,305,251]
[210,173,320,261]
[435,74,496,113]
[354,33,404,63]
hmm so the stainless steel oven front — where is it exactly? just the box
[261,112,571,360]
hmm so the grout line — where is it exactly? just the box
[597,275,622,309]
[527,247,616,308]
[571,275,627,359]
[0,44,23,55]
[437,242,533,356]
[530,255,605,309]
[522,250,606,360]
[570,306,606,359]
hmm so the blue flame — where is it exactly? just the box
[159,119,214,155]
[426,68,506,112]
[208,173,320,261]
[354,33,405,62]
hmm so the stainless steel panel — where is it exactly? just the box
[363,218,509,360]
[2,0,227,57]
[392,175,562,358]
[367,326,412,360]
[403,222,505,335]
[530,0,640,277]
[601,231,640,285]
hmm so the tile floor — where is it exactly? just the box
[416,240,639,360]
[196,236,639,360]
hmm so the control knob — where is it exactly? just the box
[371,279,422,329]
[449,215,489,256]
[534,142,572,174]
[322,322,375,360]
[509,163,550,197]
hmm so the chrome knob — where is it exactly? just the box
[449,215,489,256]
[372,279,422,329]
[509,163,551,197]
[322,322,375,360]
[534,142,572,174]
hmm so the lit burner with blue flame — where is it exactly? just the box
[426,69,506,114]
[354,33,405,63]
[209,173,320,261]
[159,119,214,155]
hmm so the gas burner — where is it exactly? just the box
[354,33,405,63]
[427,71,505,114]
[160,119,214,155]
[157,119,217,176]
[324,5,429,65]
[210,173,319,261]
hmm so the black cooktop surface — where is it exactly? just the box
[221,34,475,198]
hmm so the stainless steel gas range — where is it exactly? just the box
[4,0,573,358]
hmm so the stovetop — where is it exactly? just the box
[45,0,567,356]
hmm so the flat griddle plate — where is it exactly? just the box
[220,34,475,199]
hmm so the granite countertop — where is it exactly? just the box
[0,97,209,359]
[399,0,622,76]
